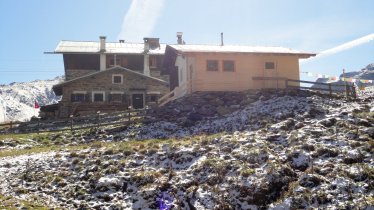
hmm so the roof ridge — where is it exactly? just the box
[60,40,168,45]
[169,43,293,48]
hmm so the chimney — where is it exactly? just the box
[177,32,183,45]
[143,38,150,76]
[143,37,160,76]
[99,36,106,52]
[220,32,224,46]
[99,36,106,71]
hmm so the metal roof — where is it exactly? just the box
[54,41,166,55]
[168,44,316,57]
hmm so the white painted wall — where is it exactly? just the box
[144,54,150,76]
[175,55,187,85]
[100,54,106,71]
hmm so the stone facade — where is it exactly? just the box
[55,67,169,118]
[66,69,99,81]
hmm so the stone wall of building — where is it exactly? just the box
[65,69,98,81]
[57,68,169,117]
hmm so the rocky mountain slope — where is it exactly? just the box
[312,63,374,91]
[0,88,373,209]
[0,77,62,122]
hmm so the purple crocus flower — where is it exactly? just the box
[158,191,173,210]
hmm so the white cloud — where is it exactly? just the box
[301,33,374,64]
[117,0,165,42]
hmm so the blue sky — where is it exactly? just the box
[0,0,373,84]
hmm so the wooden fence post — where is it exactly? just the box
[351,83,357,99]
[343,69,349,98]
[97,111,101,129]
[37,118,40,134]
[128,106,132,123]
[347,85,351,97]
[70,115,74,133]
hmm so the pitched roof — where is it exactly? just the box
[53,41,166,55]
[168,44,316,58]
[52,66,168,95]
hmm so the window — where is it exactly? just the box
[207,60,219,71]
[147,95,158,102]
[92,91,105,102]
[112,74,123,84]
[223,60,235,72]
[73,94,85,102]
[71,91,87,102]
[147,92,160,103]
[110,92,123,102]
[265,62,275,70]
[149,56,157,68]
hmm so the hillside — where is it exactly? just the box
[312,63,374,91]
[0,77,62,122]
[0,88,373,209]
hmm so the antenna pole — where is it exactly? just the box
[343,69,349,98]
[221,32,224,46]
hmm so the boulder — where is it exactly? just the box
[266,134,281,142]
[96,176,121,190]
[319,118,337,127]
[356,119,372,127]
[187,113,203,121]
[299,174,322,188]
[287,151,310,171]
[361,127,374,138]
[343,150,364,164]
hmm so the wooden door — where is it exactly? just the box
[263,61,278,89]
[132,94,144,109]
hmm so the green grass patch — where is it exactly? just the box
[240,167,255,177]
[0,194,53,209]
[0,144,89,158]
[353,111,374,119]
[0,131,72,146]
[0,133,224,158]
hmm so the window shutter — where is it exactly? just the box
[108,94,112,102]
[85,94,90,102]
[71,94,75,102]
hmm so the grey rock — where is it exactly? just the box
[319,118,337,127]
[299,174,322,188]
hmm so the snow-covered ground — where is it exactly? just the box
[0,77,62,122]
[0,89,373,209]
[0,97,5,122]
